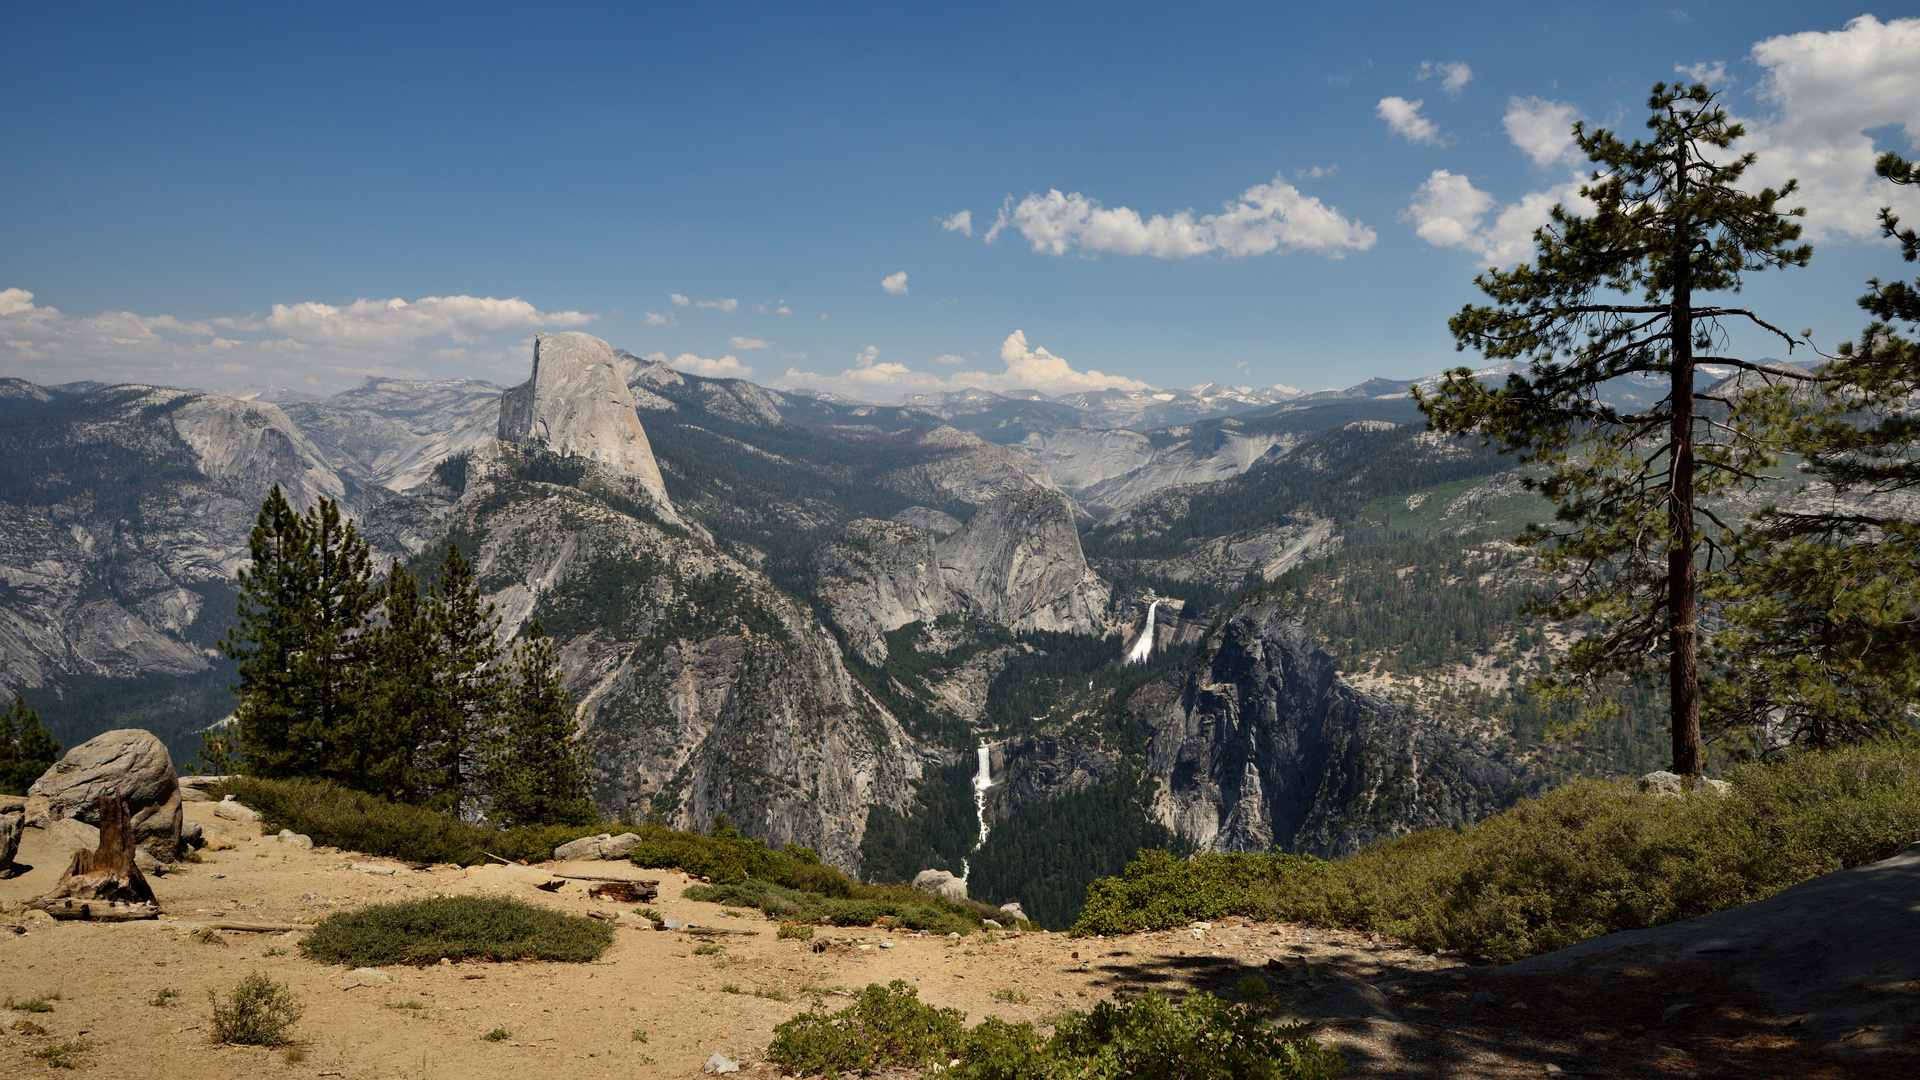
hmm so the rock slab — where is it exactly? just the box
[553,832,643,861]
[25,729,182,861]
[912,868,969,903]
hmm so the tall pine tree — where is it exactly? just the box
[0,695,60,796]
[222,488,379,780]
[485,621,598,828]
[353,563,439,798]
[1417,83,1811,776]
[419,543,507,815]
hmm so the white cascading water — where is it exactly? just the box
[962,741,993,881]
[1125,599,1160,665]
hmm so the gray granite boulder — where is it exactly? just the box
[25,729,181,861]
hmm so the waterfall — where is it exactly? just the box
[963,740,992,881]
[1124,599,1161,665]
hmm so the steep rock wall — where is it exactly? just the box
[498,332,678,519]
[937,489,1110,635]
[1139,600,1523,857]
[813,519,953,665]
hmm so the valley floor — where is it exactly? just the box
[0,802,1888,1079]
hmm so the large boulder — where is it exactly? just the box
[25,729,182,861]
[911,868,969,904]
[553,832,641,861]
[0,812,20,874]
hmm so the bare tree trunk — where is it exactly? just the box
[33,790,160,917]
[1669,157,1705,778]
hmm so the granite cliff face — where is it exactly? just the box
[1136,600,1523,857]
[937,489,1110,634]
[812,520,953,666]
[498,332,677,518]
[453,445,926,872]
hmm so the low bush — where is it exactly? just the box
[209,974,303,1047]
[778,921,815,940]
[208,777,608,865]
[685,877,984,935]
[1073,738,1920,961]
[765,980,1344,1080]
[300,896,614,966]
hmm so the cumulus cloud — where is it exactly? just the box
[940,211,973,237]
[933,353,966,364]
[1417,61,1474,98]
[694,297,739,313]
[1740,15,1920,242]
[729,336,770,349]
[987,173,1374,259]
[670,293,690,306]
[774,330,1151,402]
[881,271,909,295]
[1378,96,1444,146]
[1504,97,1584,167]
[670,352,752,378]
[0,287,596,391]
[645,311,676,326]
[1404,170,1594,266]
[1676,60,1732,86]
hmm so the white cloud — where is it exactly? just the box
[775,330,1151,402]
[1296,165,1338,180]
[670,293,690,306]
[670,352,752,378]
[1378,96,1444,146]
[755,300,793,314]
[1675,60,1732,86]
[645,311,675,326]
[0,288,596,390]
[1741,15,1920,242]
[1405,170,1594,266]
[881,271,909,295]
[729,335,770,349]
[940,211,973,237]
[991,173,1374,259]
[933,353,966,364]
[694,298,738,313]
[1504,97,1584,167]
[1417,61,1474,98]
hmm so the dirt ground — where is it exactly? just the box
[0,798,1901,1078]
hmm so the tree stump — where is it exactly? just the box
[34,790,156,911]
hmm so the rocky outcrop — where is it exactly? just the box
[937,489,1110,634]
[171,394,345,510]
[989,735,1120,816]
[26,728,183,861]
[912,868,969,903]
[281,376,504,492]
[1138,601,1523,857]
[0,811,20,872]
[813,520,953,665]
[450,468,926,873]
[890,507,962,536]
[498,332,677,517]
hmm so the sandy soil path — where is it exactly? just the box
[0,800,1896,1078]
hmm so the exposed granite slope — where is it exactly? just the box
[812,519,953,665]
[937,488,1111,635]
[498,332,677,518]
[1137,600,1524,857]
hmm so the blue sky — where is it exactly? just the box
[3,2,1917,400]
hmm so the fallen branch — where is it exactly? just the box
[31,899,162,921]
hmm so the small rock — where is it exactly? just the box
[190,927,229,947]
[704,1052,741,1074]
[214,796,263,822]
[1189,921,1213,930]
[1190,928,1205,940]
[352,863,397,875]
[180,821,204,848]
[1472,988,1497,1003]
[1638,771,1732,797]
[348,968,391,983]
[983,919,1002,930]
[880,941,894,949]
[660,918,683,930]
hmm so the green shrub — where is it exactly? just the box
[29,1039,91,1069]
[208,777,609,865]
[299,896,614,966]
[765,981,1344,1080]
[4,991,59,1013]
[767,981,967,1076]
[778,921,815,940]
[1072,738,1920,962]
[1075,849,1321,936]
[685,877,984,935]
[208,974,304,1047]
[693,942,724,955]
[483,1028,510,1042]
